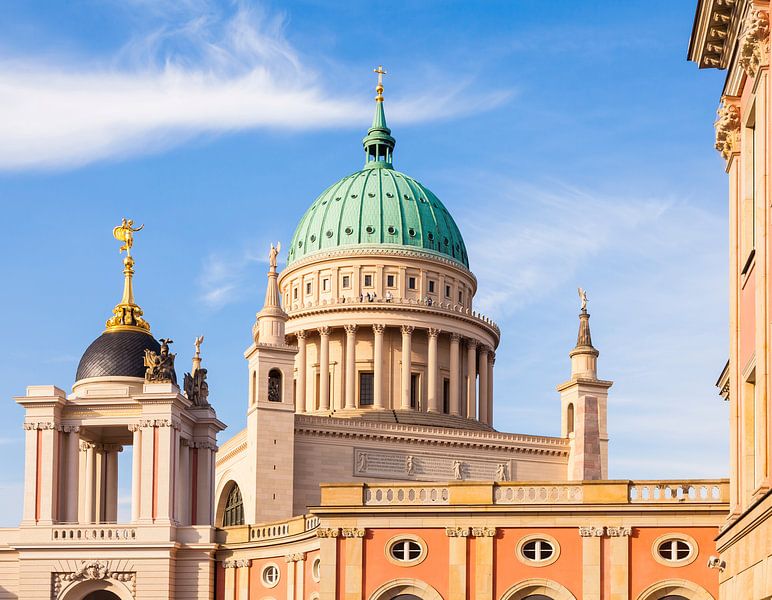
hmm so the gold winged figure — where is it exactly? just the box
[113,218,144,257]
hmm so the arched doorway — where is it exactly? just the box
[525,596,554,600]
[368,579,443,600]
[635,580,714,600]
[499,580,577,600]
[392,596,422,600]
[83,593,121,600]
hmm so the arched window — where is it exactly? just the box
[268,369,282,402]
[567,403,575,435]
[223,484,244,527]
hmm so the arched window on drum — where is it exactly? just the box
[223,484,244,527]
[268,369,282,402]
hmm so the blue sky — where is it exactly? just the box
[0,1,729,525]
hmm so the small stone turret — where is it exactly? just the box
[254,242,288,345]
[557,290,612,480]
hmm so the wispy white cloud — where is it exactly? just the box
[197,241,271,310]
[0,1,510,171]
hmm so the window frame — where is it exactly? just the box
[363,273,374,288]
[261,563,281,588]
[342,274,351,289]
[515,533,561,567]
[384,533,428,567]
[651,532,698,567]
[359,371,375,406]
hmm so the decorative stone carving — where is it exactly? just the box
[739,7,770,78]
[296,329,307,340]
[372,324,386,334]
[341,528,365,538]
[344,324,358,334]
[450,332,461,342]
[285,552,306,562]
[318,326,332,336]
[453,460,464,480]
[223,558,251,569]
[61,425,80,434]
[406,455,415,475]
[23,421,55,431]
[579,526,605,537]
[53,560,136,598]
[472,526,496,537]
[357,452,368,472]
[184,368,210,407]
[606,526,632,537]
[445,526,470,537]
[144,338,177,384]
[102,444,124,453]
[316,527,340,538]
[427,327,441,338]
[715,100,741,160]
[401,325,415,335]
[495,463,509,482]
[190,440,217,451]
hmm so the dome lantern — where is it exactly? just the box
[362,65,396,169]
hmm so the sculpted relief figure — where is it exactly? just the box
[184,368,210,407]
[144,338,178,384]
[453,460,463,480]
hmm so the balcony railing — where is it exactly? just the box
[52,525,137,542]
[219,514,320,545]
[285,296,500,335]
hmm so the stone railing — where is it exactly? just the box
[52,525,137,542]
[364,485,450,506]
[219,514,319,545]
[287,296,500,335]
[320,479,730,508]
[628,480,727,503]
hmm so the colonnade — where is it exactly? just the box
[293,325,495,426]
[77,440,122,524]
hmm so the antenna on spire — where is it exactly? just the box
[374,65,387,102]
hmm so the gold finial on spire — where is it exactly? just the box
[374,65,387,102]
[105,218,150,333]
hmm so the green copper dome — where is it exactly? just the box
[286,82,469,269]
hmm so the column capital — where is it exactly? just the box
[79,441,97,452]
[296,329,307,340]
[103,444,124,453]
[223,558,251,569]
[579,526,605,537]
[316,527,340,538]
[479,344,492,355]
[428,327,441,338]
[401,325,414,335]
[62,425,80,434]
[490,352,496,366]
[465,338,478,349]
[450,332,462,342]
[445,526,470,537]
[23,421,56,431]
[344,324,358,335]
[471,526,496,537]
[373,324,386,334]
[340,527,366,538]
[606,526,632,537]
[318,326,332,337]
[285,552,307,562]
[128,423,141,433]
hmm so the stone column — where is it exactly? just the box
[580,526,603,600]
[318,528,339,600]
[446,527,469,600]
[401,325,414,409]
[427,328,441,412]
[21,424,38,524]
[342,528,365,600]
[478,346,489,424]
[344,325,357,409]
[488,352,495,426]
[373,325,385,409]
[196,441,215,525]
[472,527,495,600]
[130,424,142,522]
[139,422,155,522]
[296,556,305,600]
[65,427,80,523]
[286,557,296,600]
[178,438,190,525]
[449,333,461,416]
[466,339,478,419]
[297,331,308,413]
[83,442,95,524]
[104,444,121,523]
[318,327,331,411]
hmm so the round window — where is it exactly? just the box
[522,539,554,561]
[658,539,692,561]
[385,535,427,566]
[387,225,397,235]
[261,564,280,588]
[516,533,560,567]
[365,225,375,234]
[311,557,321,582]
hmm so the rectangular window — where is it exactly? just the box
[410,373,420,409]
[428,280,436,294]
[305,281,312,295]
[364,274,373,288]
[443,378,450,414]
[342,275,351,289]
[458,290,463,303]
[322,278,330,291]
[386,274,396,288]
[445,284,451,298]
[359,372,374,406]
[293,287,298,300]
[408,276,417,290]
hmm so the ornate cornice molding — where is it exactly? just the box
[715,98,741,161]
[739,6,770,78]
[23,421,55,431]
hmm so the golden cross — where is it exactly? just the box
[374,65,387,100]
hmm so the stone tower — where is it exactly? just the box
[244,244,299,523]
[557,293,612,480]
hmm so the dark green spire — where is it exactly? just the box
[363,65,396,168]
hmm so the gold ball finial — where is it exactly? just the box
[374,65,387,102]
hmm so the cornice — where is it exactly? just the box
[689,0,743,70]
[294,414,569,457]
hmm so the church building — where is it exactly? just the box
[0,68,730,600]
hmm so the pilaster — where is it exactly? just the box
[446,527,469,600]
